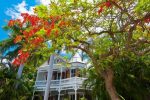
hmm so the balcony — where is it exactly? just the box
[34,77,87,91]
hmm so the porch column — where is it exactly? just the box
[35,71,40,81]
[75,77,77,100]
[75,89,77,100]
[58,67,62,100]
[44,54,55,100]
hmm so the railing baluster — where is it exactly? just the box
[35,77,87,91]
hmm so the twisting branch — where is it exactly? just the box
[68,35,90,45]
[67,45,91,56]
[131,38,150,47]
[133,47,150,56]
[90,30,124,35]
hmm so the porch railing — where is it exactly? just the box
[34,77,87,91]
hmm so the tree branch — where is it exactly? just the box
[68,35,90,45]
[133,47,150,56]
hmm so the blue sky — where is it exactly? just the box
[0,0,50,41]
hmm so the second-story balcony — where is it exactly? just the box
[34,77,87,91]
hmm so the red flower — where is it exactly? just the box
[144,18,150,23]
[23,31,28,38]
[12,51,29,66]
[23,29,37,39]
[14,35,22,43]
[19,52,30,62]
[20,30,23,33]
[21,13,29,18]
[44,21,49,26]
[49,16,54,19]
[55,16,61,20]
[21,13,29,23]
[29,29,35,36]
[24,52,29,58]
[15,19,22,27]
[59,21,66,27]
[105,1,111,8]
[31,36,44,46]
[46,29,51,36]
[50,21,55,29]
[55,30,59,37]
[33,28,39,33]
[29,16,40,26]
[18,49,23,54]
[12,58,21,66]
[98,6,103,15]
[8,20,15,27]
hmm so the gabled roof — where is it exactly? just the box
[39,54,68,68]
[69,53,84,63]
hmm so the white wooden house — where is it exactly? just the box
[33,53,92,100]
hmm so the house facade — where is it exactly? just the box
[33,54,91,100]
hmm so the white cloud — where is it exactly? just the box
[5,1,34,19]
[16,1,28,13]
[36,0,50,5]
[36,0,93,5]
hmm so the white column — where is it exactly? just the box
[35,71,40,81]
[32,70,40,100]
[75,89,77,100]
[58,67,62,100]
[44,54,55,100]
[75,77,77,100]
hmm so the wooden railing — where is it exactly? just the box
[34,77,87,91]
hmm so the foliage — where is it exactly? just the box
[114,54,150,100]
[0,67,34,100]
[0,56,35,99]
[135,0,150,13]
[80,97,87,100]
[0,35,22,59]
[84,67,109,100]
[84,53,150,100]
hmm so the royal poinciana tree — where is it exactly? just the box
[7,0,149,100]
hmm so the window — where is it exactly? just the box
[54,58,64,64]
[71,69,76,77]
[57,73,61,80]
[52,72,57,80]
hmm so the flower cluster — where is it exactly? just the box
[98,1,112,15]
[21,13,40,26]
[14,35,22,43]
[11,13,63,44]
[8,20,15,27]
[58,21,66,27]
[9,12,67,66]
[144,17,150,23]
[12,50,30,66]
[8,19,22,27]
[31,36,44,47]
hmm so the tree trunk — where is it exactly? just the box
[102,68,120,100]
[15,64,24,89]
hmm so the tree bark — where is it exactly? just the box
[102,68,120,100]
